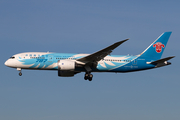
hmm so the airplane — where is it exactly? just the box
[4,32,175,81]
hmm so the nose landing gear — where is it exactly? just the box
[17,68,22,76]
[19,72,22,76]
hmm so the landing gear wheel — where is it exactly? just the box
[84,73,93,81]
[84,74,89,80]
[88,74,93,81]
[19,72,22,76]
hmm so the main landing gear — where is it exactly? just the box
[17,68,22,76]
[84,72,93,81]
[84,65,93,81]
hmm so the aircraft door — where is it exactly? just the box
[133,59,137,65]
[48,55,53,62]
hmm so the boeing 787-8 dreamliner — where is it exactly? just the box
[5,32,175,81]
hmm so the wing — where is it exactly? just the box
[76,39,129,63]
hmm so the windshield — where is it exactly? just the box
[10,56,15,59]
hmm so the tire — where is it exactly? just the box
[19,72,22,76]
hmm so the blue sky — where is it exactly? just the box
[0,0,179,120]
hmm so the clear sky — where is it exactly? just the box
[0,0,179,120]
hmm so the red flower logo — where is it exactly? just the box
[153,42,165,53]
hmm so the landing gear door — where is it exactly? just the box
[48,55,53,62]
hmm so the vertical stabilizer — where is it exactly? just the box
[139,32,172,60]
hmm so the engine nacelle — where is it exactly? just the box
[58,70,75,77]
[57,60,75,77]
[58,60,75,70]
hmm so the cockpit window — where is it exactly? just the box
[10,56,15,59]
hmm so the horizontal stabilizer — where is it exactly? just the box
[147,56,175,68]
[150,56,175,65]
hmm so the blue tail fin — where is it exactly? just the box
[139,32,172,60]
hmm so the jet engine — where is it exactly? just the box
[57,60,75,77]
[58,60,75,70]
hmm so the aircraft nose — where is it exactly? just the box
[4,59,13,67]
[4,60,9,66]
[4,59,17,68]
